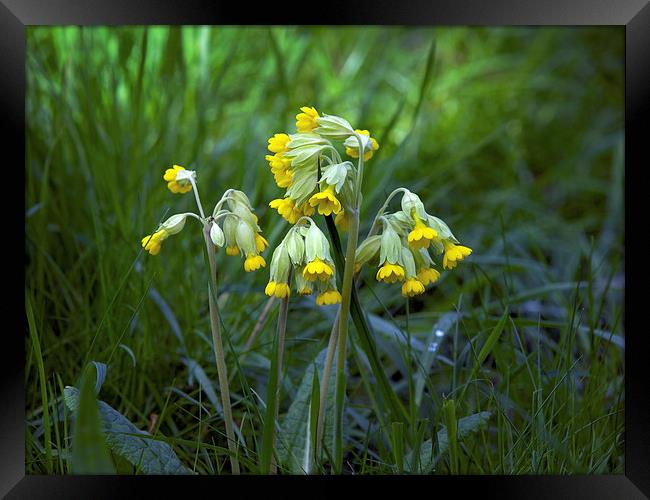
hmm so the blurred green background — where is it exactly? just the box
[26,26,624,474]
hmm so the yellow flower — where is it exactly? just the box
[297,284,312,295]
[407,216,438,250]
[268,133,290,154]
[442,242,472,270]
[316,289,342,306]
[417,267,440,285]
[269,198,302,224]
[402,277,425,297]
[226,245,240,256]
[296,106,320,133]
[163,165,193,194]
[141,229,168,256]
[375,263,406,283]
[244,254,266,272]
[265,281,290,299]
[303,258,334,281]
[335,210,350,231]
[308,186,342,216]
[273,168,293,188]
[345,130,379,161]
[255,234,268,253]
[265,153,292,172]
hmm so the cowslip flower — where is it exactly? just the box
[442,241,472,269]
[296,106,320,133]
[163,165,194,194]
[417,267,440,285]
[255,233,269,253]
[265,241,292,298]
[244,254,266,272]
[265,281,291,298]
[294,270,313,295]
[316,288,342,305]
[308,186,342,216]
[268,133,291,154]
[402,277,425,297]
[303,222,336,283]
[407,214,438,250]
[141,229,168,255]
[400,240,425,297]
[376,263,405,283]
[303,257,334,281]
[345,130,379,161]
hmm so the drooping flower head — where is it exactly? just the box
[345,129,379,161]
[264,108,375,226]
[141,230,168,255]
[442,241,473,270]
[265,217,341,304]
[163,165,194,194]
[209,189,268,272]
[141,213,193,256]
[308,185,342,217]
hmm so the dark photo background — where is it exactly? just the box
[25,26,624,474]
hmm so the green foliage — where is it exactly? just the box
[68,365,115,474]
[276,349,338,474]
[26,26,624,474]
[64,386,192,474]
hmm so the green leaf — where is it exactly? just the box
[70,365,115,474]
[404,411,492,473]
[276,348,340,474]
[64,386,193,475]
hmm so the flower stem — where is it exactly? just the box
[203,224,240,475]
[269,271,292,474]
[332,206,360,473]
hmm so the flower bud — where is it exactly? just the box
[401,245,417,278]
[210,222,225,247]
[160,213,188,235]
[235,219,257,256]
[285,229,305,266]
[223,214,238,249]
[355,235,381,268]
[401,190,427,219]
[315,114,356,139]
[269,241,291,283]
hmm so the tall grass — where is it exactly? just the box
[25,26,624,474]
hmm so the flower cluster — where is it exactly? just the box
[355,189,472,297]
[141,167,267,273]
[265,217,342,306]
[212,190,268,272]
[266,106,379,225]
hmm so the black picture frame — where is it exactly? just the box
[6,1,647,497]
